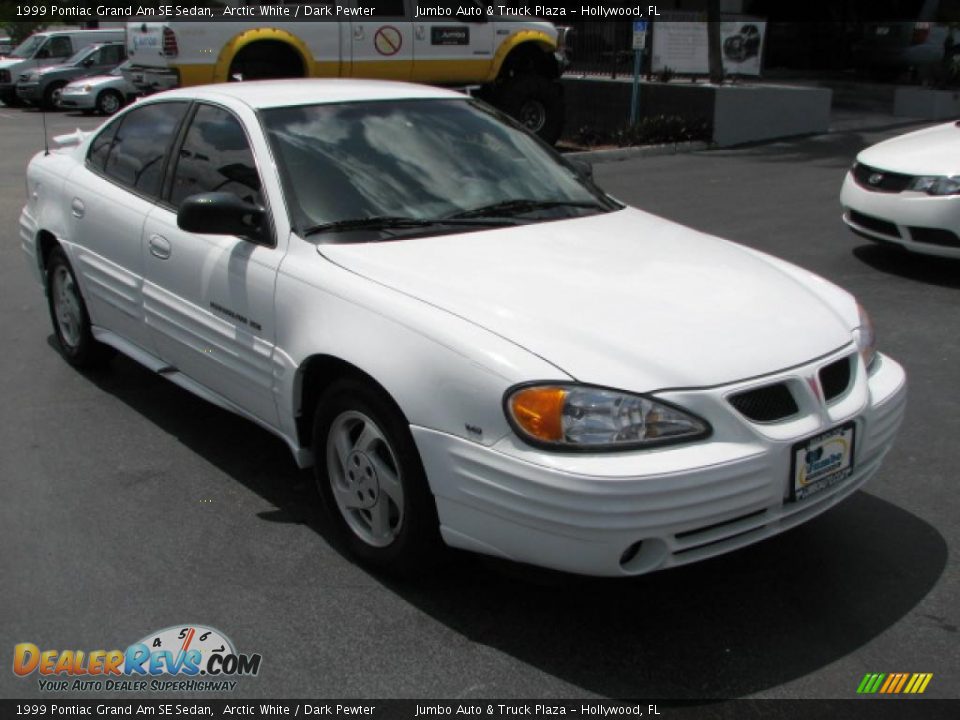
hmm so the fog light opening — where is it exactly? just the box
[620,541,644,567]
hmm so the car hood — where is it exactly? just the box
[319,208,853,391]
[64,73,115,88]
[857,121,960,176]
[34,63,80,76]
[0,57,25,70]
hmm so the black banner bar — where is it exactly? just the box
[1,2,960,23]
[1,700,958,720]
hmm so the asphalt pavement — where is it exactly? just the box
[0,106,957,702]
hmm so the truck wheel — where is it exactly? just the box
[312,377,444,576]
[43,81,66,111]
[495,74,564,145]
[46,246,112,369]
[96,89,123,115]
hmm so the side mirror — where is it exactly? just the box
[569,157,594,181]
[177,192,269,243]
[82,57,95,67]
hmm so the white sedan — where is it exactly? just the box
[20,79,907,577]
[841,121,960,259]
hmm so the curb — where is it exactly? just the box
[567,141,711,164]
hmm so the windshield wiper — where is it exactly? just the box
[445,199,606,219]
[301,215,514,237]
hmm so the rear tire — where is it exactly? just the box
[312,377,443,576]
[45,246,112,369]
[493,73,564,145]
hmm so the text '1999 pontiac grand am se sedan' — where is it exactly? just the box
[20,79,907,577]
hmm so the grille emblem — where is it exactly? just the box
[868,173,883,185]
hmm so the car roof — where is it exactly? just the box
[151,78,466,110]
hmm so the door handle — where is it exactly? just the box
[70,198,85,218]
[148,234,172,260]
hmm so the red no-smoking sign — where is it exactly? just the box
[374,26,403,56]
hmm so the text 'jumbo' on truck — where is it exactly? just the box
[123,1,569,144]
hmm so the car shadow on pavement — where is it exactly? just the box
[79,345,947,700]
[853,243,960,290]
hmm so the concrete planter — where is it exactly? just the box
[894,86,960,120]
[562,77,832,148]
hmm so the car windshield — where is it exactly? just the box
[9,35,43,58]
[262,98,618,241]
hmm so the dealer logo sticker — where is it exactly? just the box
[12,625,261,693]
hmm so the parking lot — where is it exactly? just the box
[0,104,957,701]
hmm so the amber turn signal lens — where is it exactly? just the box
[509,387,568,442]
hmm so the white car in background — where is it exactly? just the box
[20,80,906,577]
[841,121,960,259]
[59,61,138,115]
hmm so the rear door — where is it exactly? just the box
[141,102,281,427]
[64,101,189,352]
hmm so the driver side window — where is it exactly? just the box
[169,104,264,210]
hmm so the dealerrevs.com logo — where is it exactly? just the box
[13,625,261,692]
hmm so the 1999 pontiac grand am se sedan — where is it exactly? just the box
[20,79,907,577]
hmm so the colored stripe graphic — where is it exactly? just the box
[857,672,933,694]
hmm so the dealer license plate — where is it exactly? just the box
[789,423,856,502]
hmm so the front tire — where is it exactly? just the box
[96,89,123,115]
[46,246,111,369]
[494,73,565,145]
[312,378,443,575]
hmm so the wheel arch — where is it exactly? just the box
[293,353,410,455]
[491,33,560,82]
[214,29,311,82]
[36,229,61,289]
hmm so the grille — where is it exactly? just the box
[730,383,799,423]
[909,226,960,247]
[849,210,900,238]
[853,163,913,193]
[820,357,851,403]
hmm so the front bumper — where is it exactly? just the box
[59,88,95,109]
[414,348,907,577]
[840,171,960,259]
[15,82,40,102]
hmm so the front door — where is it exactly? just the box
[141,102,281,428]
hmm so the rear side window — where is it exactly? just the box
[87,117,122,172]
[170,104,263,209]
[101,102,188,198]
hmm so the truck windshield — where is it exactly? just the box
[262,98,618,240]
[9,35,43,58]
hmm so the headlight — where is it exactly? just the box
[854,303,877,371]
[505,383,710,451]
[908,175,960,195]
